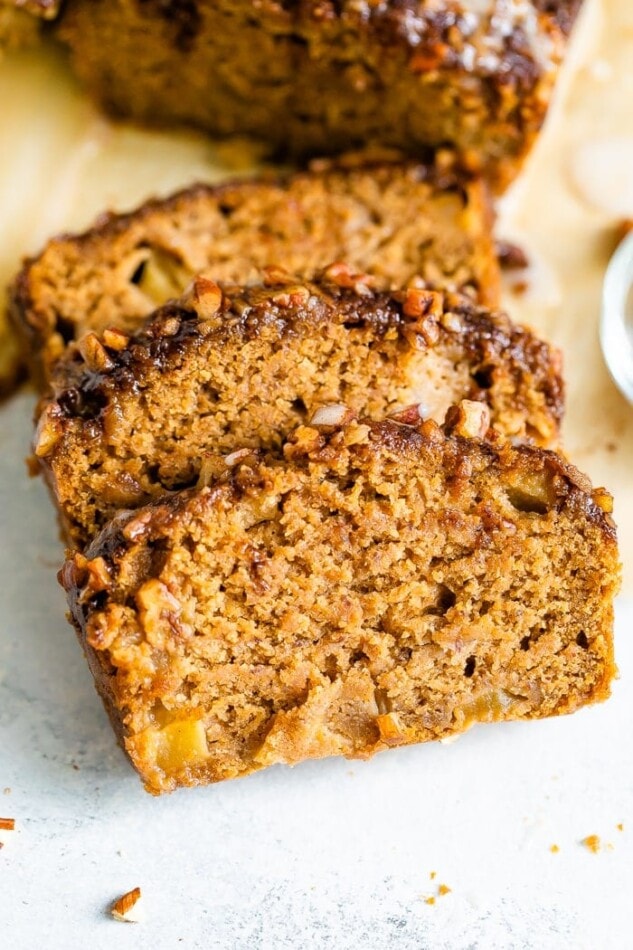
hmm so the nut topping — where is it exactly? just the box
[262,265,292,286]
[34,405,63,458]
[191,275,223,320]
[224,448,255,467]
[444,400,491,440]
[376,712,407,746]
[79,332,114,372]
[402,288,444,320]
[310,404,354,428]
[323,261,375,295]
[102,327,130,351]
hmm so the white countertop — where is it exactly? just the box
[1,1,633,943]
[1,391,631,950]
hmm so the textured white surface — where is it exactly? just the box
[0,391,631,948]
[1,2,633,945]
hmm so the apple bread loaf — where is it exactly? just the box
[61,411,618,794]
[34,275,563,549]
[37,0,583,189]
[10,158,500,385]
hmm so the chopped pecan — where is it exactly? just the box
[79,333,114,372]
[33,405,63,458]
[310,404,355,428]
[444,400,491,440]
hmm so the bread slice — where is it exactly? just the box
[60,412,618,794]
[39,1,581,189]
[34,276,563,549]
[10,158,500,384]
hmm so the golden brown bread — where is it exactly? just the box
[10,158,500,386]
[61,412,618,794]
[36,0,583,189]
[34,275,564,549]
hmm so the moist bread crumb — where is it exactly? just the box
[10,158,500,386]
[39,0,583,189]
[61,413,618,794]
[35,276,563,549]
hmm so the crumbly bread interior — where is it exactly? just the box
[35,279,563,548]
[11,160,499,380]
[63,416,618,794]
[50,1,579,188]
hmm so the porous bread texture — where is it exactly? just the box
[10,158,499,385]
[62,413,618,794]
[34,277,564,549]
[44,0,581,189]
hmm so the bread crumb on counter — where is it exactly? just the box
[581,835,601,854]
[111,886,142,923]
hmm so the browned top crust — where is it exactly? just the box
[17,0,583,38]
[56,0,581,73]
[34,275,564,549]
[8,1,583,192]
[10,157,500,383]
[289,0,581,62]
[61,412,618,792]
[79,415,617,560]
[48,277,563,423]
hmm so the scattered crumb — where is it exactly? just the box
[617,823,624,832]
[110,887,142,923]
[0,818,15,831]
[550,844,560,854]
[606,842,614,852]
[71,763,80,771]
[511,280,529,295]
[496,239,529,271]
[423,879,451,903]
[439,733,460,746]
[581,835,601,854]
[3,788,10,795]
[26,455,40,478]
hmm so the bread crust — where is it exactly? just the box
[42,0,583,189]
[61,413,618,793]
[34,277,564,548]
[10,158,499,386]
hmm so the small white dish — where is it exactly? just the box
[601,229,633,404]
